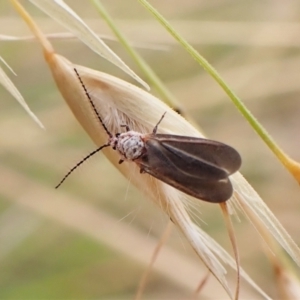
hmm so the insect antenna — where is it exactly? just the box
[55,144,110,189]
[74,68,112,138]
[56,68,114,188]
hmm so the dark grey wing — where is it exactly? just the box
[154,134,242,176]
[136,138,234,203]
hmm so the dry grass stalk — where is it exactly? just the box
[9,0,300,299]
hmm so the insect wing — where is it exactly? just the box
[136,135,240,203]
[153,134,242,176]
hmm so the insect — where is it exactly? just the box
[55,68,242,203]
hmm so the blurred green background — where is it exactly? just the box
[1,0,300,299]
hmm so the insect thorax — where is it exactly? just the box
[112,131,145,161]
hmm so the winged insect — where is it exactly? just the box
[56,68,241,203]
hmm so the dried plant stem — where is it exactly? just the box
[220,202,240,300]
[135,221,173,300]
[193,270,210,299]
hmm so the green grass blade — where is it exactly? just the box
[137,0,300,183]
[91,0,183,113]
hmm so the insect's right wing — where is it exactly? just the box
[154,134,241,177]
[135,136,240,203]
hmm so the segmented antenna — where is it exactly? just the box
[55,144,110,189]
[74,68,112,138]
[56,68,113,188]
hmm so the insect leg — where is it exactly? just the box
[152,112,167,134]
[120,124,130,132]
